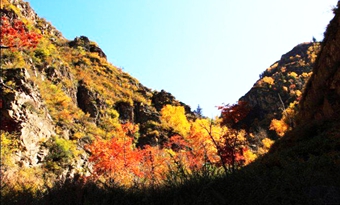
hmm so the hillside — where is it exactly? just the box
[1,0,196,187]
[239,42,320,137]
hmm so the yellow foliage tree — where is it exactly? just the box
[186,118,226,165]
[269,119,289,137]
[160,105,190,136]
[257,137,275,155]
[289,72,298,78]
[187,118,257,172]
[262,76,275,85]
[243,148,257,165]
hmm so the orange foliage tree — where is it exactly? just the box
[269,101,297,137]
[85,123,143,186]
[138,145,169,186]
[86,123,171,187]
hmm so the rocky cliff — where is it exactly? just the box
[297,1,340,124]
[1,68,55,167]
[266,1,340,154]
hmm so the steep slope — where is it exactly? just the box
[297,4,340,124]
[270,0,340,152]
[239,42,320,136]
[0,0,195,184]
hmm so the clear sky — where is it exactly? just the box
[26,0,336,117]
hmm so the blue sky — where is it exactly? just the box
[26,0,336,117]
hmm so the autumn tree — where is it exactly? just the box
[217,101,255,172]
[262,76,275,85]
[206,125,249,173]
[219,101,251,129]
[87,102,257,187]
[187,117,256,174]
[85,123,143,187]
[164,135,195,178]
[87,123,171,187]
[269,119,289,137]
[269,101,297,137]
[139,145,169,186]
[0,15,41,50]
[160,105,190,136]
[257,137,274,155]
[187,118,224,170]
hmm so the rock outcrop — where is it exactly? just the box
[76,81,100,121]
[68,36,107,59]
[1,68,55,167]
[297,2,340,124]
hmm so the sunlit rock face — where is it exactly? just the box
[1,68,55,167]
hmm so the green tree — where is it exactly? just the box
[193,104,203,118]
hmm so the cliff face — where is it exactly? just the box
[239,42,320,135]
[297,2,340,124]
[1,68,55,167]
[267,2,340,153]
[254,5,340,203]
[0,0,195,180]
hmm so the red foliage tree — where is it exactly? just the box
[0,15,41,50]
[216,129,247,173]
[218,101,251,128]
[217,101,253,172]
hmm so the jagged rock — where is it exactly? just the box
[151,90,178,111]
[44,65,72,84]
[76,81,100,122]
[133,102,163,147]
[0,68,55,167]
[134,101,160,123]
[8,0,63,38]
[115,101,134,123]
[151,89,195,118]
[68,36,107,59]
[136,83,153,99]
[44,65,77,102]
[13,1,37,21]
